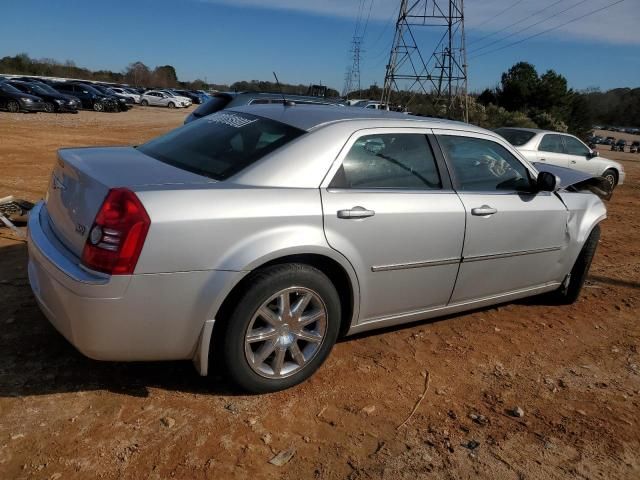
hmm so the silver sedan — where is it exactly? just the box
[28,105,606,392]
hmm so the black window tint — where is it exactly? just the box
[538,134,564,153]
[438,135,533,192]
[139,111,305,180]
[330,134,441,190]
[495,128,536,146]
[563,136,589,156]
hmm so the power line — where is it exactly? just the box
[470,0,626,59]
[469,0,591,54]
[471,0,527,30]
[468,0,566,46]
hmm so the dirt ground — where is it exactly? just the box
[0,110,638,479]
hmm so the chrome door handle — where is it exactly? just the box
[337,206,376,219]
[539,158,546,161]
[471,205,497,216]
[570,160,577,164]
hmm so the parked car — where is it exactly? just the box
[603,136,616,145]
[28,105,608,393]
[6,80,80,113]
[184,92,345,124]
[109,87,141,104]
[49,82,118,112]
[172,89,205,104]
[353,100,387,110]
[92,85,130,111]
[495,128,625,189]
[0,81,46,112]
[611,139,626,152]
[140,90,190,108]
[160,90,192,107]
[630,141,640,153]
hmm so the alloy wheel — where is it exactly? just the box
[7,101,19,113]
[244,287,327,379]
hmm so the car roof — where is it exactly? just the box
[227,103,475,132]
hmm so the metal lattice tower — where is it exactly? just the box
[342,37,363,98]
[381,0,468,121]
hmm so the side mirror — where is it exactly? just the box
[588,150,599,158]
[536,171,559,192]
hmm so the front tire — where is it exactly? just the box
[141,99,149,106]
[602,169,618,189]
[552,225,600,304]
[217,264,341,393]
[44,102,55,113]
[93,102,104,112]
[167,101,175,109]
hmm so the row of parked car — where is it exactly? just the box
[0,75,211,113]
[588,135,640,153]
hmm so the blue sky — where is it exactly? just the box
[1,0,639,93]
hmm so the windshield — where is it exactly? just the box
[494,128,537,146]
[31,82,59,94]
[27,83,52,95]
[76,84,101,95]
[0,83,21,94]
[139,111,305,180]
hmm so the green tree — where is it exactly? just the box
[497,62,539,111]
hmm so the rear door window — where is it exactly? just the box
[538,134,564,153]
[330,133,442,190]
[139,111,305,180]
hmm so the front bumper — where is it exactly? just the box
[21,101,46,112]
[27,202,241,363]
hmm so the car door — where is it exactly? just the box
[433,130,569,303]
[562,135,599,175]
[536,133,568,167]
[321,129,466,322]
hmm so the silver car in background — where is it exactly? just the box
[28,106,606,392]
[140,90,189,108]
[496,127,625,189]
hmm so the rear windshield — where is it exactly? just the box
[192,94,233,118]
[494,128,536,146]
[139,111,305,180]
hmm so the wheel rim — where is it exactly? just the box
[168,102,175,108]
[244,287,327,379]
[45,103,54,113]
[8,101,18,112]
[142,100,148,106]
[604,173,616,188]
[94,102,103,112]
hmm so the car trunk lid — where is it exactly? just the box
[45,146,215,257]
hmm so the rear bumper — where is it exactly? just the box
[27,202,241,363]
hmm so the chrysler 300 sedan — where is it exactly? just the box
[28,105,606,392]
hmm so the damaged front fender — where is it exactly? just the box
[533,162,613,201]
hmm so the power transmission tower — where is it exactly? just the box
[342,36,363,98]
[381,0,468,121]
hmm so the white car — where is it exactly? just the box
[110,87,141,104]
[160,90,192,107]
[496,128,625,189]
[140,90,190,108]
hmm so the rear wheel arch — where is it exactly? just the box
[213,253,356,342]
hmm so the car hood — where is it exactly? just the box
[533,162,612,201]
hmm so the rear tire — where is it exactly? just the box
[7,100,19,113]
[551,225,600,304]
[216,264,341,393]
[602,169,618,189]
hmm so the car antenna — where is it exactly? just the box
[273,72,295,107]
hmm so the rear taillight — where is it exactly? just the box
[81,188,150,275]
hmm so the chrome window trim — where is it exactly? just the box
[371,257,460,272]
